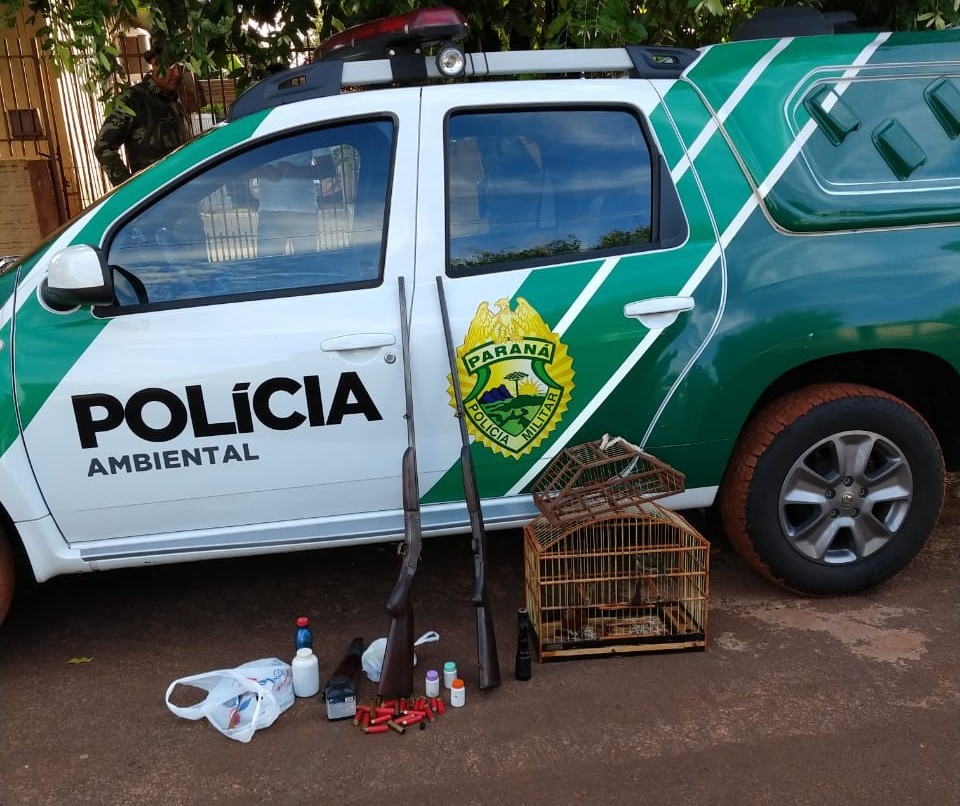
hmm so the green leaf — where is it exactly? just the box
[545,10,570,39]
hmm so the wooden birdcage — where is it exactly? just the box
[523,503,709,659]
[532,437,685,525]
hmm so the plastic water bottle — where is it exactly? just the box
[292,647,320,697]
[295,616,313,651]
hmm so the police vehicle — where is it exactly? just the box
[1,8,958,623]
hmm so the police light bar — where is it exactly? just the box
[317,7,470,62]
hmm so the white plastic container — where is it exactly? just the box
[450,678,466,707]
[425,669,440,698]
[292,647,320,697]
[443,661,457,690]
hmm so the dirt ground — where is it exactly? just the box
[1,501,958,806]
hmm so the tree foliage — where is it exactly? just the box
[2,0,957,103]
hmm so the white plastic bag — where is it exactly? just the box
[165,658,294,743]
[362,631,440,682]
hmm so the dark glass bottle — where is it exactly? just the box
[295,616,313,651]
[515,608,532,680]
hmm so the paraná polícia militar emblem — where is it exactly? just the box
[451,297,574,460]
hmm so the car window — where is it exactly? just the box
[761,74,960,231]
[446,108,653,274]
[801,76,960,189]
[106,119,394,309]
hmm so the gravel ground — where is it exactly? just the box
[1,501,958,806]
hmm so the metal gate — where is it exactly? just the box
[1,28,322,255]
[0,36,71,253]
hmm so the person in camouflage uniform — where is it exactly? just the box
[94,45,191,186]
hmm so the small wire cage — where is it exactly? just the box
[524,503,709,660]
[531,437,685,525]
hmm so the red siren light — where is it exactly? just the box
[316,7,470,62]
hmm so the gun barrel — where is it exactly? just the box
[437,275,501,691]
[377,277,422,700]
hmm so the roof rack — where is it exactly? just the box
[228,45,698,122]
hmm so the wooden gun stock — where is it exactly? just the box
[437,276,501,691]
[377,279,422,701]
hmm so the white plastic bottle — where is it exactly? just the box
[450,678,466,707]
[443,661,457,690]
[292,647,320,697]
[425,669,441,698]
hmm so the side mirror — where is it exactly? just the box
[41,245,114,309]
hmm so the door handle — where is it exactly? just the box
[320,333,397,352]
[623,296,695,330]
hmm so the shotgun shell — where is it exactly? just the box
[364,724,389,734]
[387,720,406,734]
[430,697,440,712]
[369,713,392,726]
[421,707,435,722]
[436,698,446,715]
[379,699,397,708]
[398,712,424,727]
[374,707,395,716]
[361,710,371,728]
[353,705,371,726]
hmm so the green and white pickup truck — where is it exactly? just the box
[1,8,958,622]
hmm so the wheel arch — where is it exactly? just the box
[740,348,960,471]
[0,498,25,624]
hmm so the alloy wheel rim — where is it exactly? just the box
[778,429,912,564]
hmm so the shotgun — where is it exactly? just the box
[377,276,421,700]
[436,275,502,691]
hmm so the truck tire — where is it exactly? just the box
[720,383,943,595]
[0,528,14,625]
